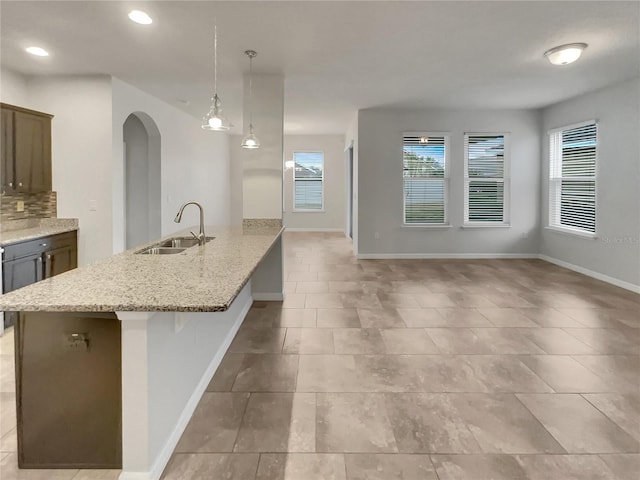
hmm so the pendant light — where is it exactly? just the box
[241,50,260,149]
[202,24,231,131]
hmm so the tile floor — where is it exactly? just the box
[1,231,639,479]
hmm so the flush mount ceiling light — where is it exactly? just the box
[26,46,49,57]
[241,50,260,149]
[202,24,231,131]
[128,10,153,25]
[544,43,587,65]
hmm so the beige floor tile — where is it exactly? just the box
[470,328,547,354]
[340,293,383,309]
[288,271,319,282]
[296,282,330,293]
[519,308,585,328]
[460,356,554,393]
[583,394,640,442]
[175,392,249,453]
[256,453,346,480]
[515,454,624,480]
[518,355,614,393]
[317,309,361,328]
[317,393,398,453]
[558,308,635,329]
[345,453,438,479]
[1,393,16,435]
[229,327,287,354]
[232,354,299,392]
[297,355,361,392]
[266,294,307,309]
[477,308,539,327]
[384,393,481,453]
[0,453,78,479]
[379,328,439,354]
[572,355,640,393]
[376,293,421,308]
[0,329,14,355]
[207,353,245,392]
[1,426,17,453]
[563,328,639,355]
[356,308,406,328]
[161,453,259,479]
[397,308,447,327]
[413,293,457,308]
[271,308,317,328]
[447,293,499,308]
[516,393,640,453]
[453,394,565,454]
[437,308,494,327]
[425,328,493,354]
[328,281,364,293]
[333,329,386,354]
[306,294,345,309]
[283,329,334,354]
[234,393,315,452]
[483,294,536,308]
[599,454,640,480]
[1,355,15,393]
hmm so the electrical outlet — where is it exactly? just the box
[16,200,24,212]
[89,200,97,211]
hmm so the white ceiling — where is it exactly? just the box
[1,1,639,135]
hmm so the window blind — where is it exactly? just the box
[464,134,508,224]
[294,152,324,210]
[403,134,447,224]
[549,122,597,233]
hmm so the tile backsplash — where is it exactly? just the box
[0,191,57,223]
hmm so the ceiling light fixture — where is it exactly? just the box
[26,46,49,57]
[241,50,260,149]
[128,10,153,25]
[202,24,231,131]
[544,43,587,66]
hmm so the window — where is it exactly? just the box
[549,121,597,234]
[403,133,448,224]
[464,133,510,224]
[293,151,324,210]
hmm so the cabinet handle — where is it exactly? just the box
[37,257,42,262]
[18,182,23,187]
[8,182,13,187]
[47,255,51,260]
[41,243,47,247]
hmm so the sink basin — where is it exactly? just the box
[158,236,215,248]
[136,247,186,255]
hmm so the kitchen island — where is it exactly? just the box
[0,221,284,480]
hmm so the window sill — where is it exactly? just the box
[461,224,511,229]
[292,209,326,213]
[402,224,452,229]
[545,226,598,240]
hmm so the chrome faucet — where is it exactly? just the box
[174,201,206,246]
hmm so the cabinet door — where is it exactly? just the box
[44,245,76,279]
[14,111,52,193]
[1,108,14,193]
[3,253,44,293]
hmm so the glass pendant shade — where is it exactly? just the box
[241,124,260,149]
[201,94,231,131]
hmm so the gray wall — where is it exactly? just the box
[357,108,541,256]
[540,78,640,287]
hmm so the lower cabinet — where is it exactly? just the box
[2,230,77,328]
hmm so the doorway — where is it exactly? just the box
[345,144,354,239]
[123,113,161,249]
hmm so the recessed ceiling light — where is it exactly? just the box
[26,46,49,57]
[544,43,587,66]
[128,10,152,25]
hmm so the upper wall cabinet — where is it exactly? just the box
[1,103,53,194]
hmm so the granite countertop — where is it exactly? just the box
[0,218,79,246]
[0,222,284,312]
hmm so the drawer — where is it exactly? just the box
[2,230,77,262]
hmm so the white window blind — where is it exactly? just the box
[549,122,597,234]
[294,151,324,210]
[464,134,509,224]
[403,134,448,224]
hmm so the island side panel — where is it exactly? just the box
[117,281,253,479]
[251,235,284,301]
[16,311,122,469]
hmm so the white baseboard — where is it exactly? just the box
[120,294,252,480]
[539,254,640,293]
[284,228,345,232]
[252,292,285,301]
[357,253,539,260]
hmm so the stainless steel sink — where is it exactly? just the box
[158,236,215,248]
[136,247,187,255]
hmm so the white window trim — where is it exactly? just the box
[547,120,598,236]
[292,150,325,212]
[463,132,511,226]
[402,132,450,226]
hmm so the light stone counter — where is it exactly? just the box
[0,218,79,246]
[0,223,284,312]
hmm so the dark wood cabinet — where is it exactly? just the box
[2,231,77,328]
[0,103,53,194]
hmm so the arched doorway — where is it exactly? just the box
[123,112,161,249]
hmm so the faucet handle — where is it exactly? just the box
[190,231,199,241]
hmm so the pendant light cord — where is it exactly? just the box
[213,24,218,96]
[248,53,253,127]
